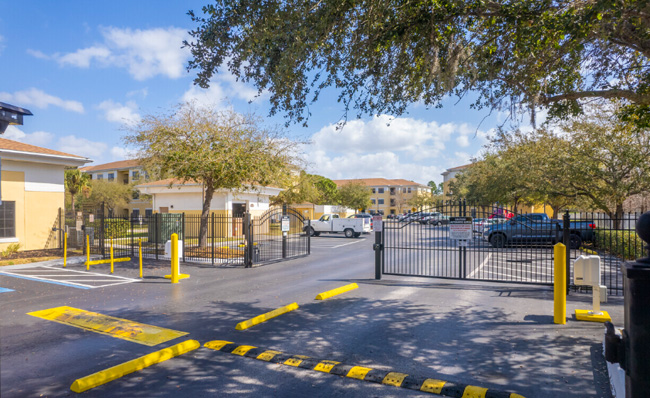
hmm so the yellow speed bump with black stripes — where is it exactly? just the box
[235,302,299,330]
[71,339,200,393]
[315,283,358,300]
[204,340,525,398]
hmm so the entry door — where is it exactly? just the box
[232,203,246,236]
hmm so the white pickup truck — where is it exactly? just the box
[303,214,368,238]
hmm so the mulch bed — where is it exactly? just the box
[186,246,244,259]
[2,248,81,260]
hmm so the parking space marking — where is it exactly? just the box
[0,265,140,289]
[467,253,491,279]
[331,240,364,249]
[204,340,526,398]
[28,306,189,346]
[0,287,14,293]
[310,237,367,249]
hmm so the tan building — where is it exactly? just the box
[81,160,152,218]
[0,138,89,251]
[332,178,430,215]
[441,163,473,197]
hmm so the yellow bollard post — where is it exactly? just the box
[63,232,68,268]
[554,243,567,325]
[110,239,114,274]
[86,234,90,271]
[139,238,143,278]
[171,233,179,283]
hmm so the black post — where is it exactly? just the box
[462,199,467,278]
[131,214,134,258]
[563,210,571,294]
[621,212,650,397]
[59,207,63,249]
[307,219,311,255]
[244,212,252,268]
[374,229,382,280]
[182,213,186,263]
[155,213,159,261]
[211,213,215,266]
[282,204,287,259]
[100,202,105,258]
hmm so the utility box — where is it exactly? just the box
[574,255,601,286]
[164,240,183,260]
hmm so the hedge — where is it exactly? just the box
[593,230,647,260]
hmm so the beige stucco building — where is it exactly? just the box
[332,178,430,215]
[1,138,89,251]
[81,160,152,218]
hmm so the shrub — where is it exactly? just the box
[593,230,646,260]
[1,243,21,258]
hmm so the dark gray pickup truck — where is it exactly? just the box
[482,213,596,249]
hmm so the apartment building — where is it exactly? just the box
[81,160,152,218]
[332,178,430,215]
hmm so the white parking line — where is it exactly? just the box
[467,253,491,279]
[0,266,140,289]
[331,240,364,249]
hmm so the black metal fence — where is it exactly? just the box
[64,203,309,267]
[378,201,641,296]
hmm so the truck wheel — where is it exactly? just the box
[344,228,354,238]
[569,234,582,250]
[313,231,321,237]
[307,227,316,237]
[490,234,506,248]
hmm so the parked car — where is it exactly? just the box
[348,213,373,231]
[473,217,507,234]
[483,213,596,248]
[304,214,369,237]
[422,213,449,226]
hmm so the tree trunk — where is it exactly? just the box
[614,202,624,230]
[199,184,216,247]
[70,193,76,214]
[552,204,561,219]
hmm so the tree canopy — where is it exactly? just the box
[124,102,299,246]
[186,0,650,127]
[338,182,372,211]
[274,171,339,205]
[64,169,91,212]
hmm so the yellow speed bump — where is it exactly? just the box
[235,302,299,330]
[70,339,200,393]
[85,257,131,266]
[315,283,358,300]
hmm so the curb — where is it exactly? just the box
[0,255,102,270]
[204,340,525,398]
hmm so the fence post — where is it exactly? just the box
[244,212,252,268]
[155,213,159,261]
[100,202,106,258]
[563,210,571,294]
[282,204,287,259]
[131,214,135,258]
[211,213,215,266]
[307,219,311,255]
[374,228,382,280]
[182,213,186,263]
[59,208,63,249]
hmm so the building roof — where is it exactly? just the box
[441,163,475,177]
[332,178,427,188]
[0,137,86,159]
[81,159,141,172]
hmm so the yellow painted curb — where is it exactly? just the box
[70,339,200,393]
[580,247,598,255]
[315,283,359,300]
[85,257,131,266]
[236,302,299,330]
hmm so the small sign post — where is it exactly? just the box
[281,216,290,233]
[372,215,382,232]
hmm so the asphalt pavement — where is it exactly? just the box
[0,233,619,397]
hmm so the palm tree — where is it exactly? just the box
[64,169,91,213]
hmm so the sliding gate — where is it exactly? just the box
[380,201,563,286]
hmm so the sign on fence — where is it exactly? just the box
[372,215,382,232]
[449,217,473,243]
[281,216,291,232]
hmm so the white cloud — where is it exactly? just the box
[217,73,266,102]
[32,27,191,81]
[181,81,228,109]
[3,126,54,147]
[26,49,50,59]
[0,88,84,113]
[56,135,107,160]
[302,115,489,184]
[126,88,148,99]
[110,146,136,160]
[97,100,141,126]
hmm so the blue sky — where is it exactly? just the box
[1,1,513,185]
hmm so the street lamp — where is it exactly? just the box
[0,102,33,134]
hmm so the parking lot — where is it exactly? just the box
[0,232,619,398]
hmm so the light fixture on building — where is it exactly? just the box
[0,102,33,134]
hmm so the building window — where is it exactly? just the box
[370,199,376,204]
[108,173,115,182]
[132,171,140,180]
[378,188,384,194]
[408,188,411,193]
[390,187,396,195]
[132,189,140,200]
[378,199,384,205]
[390,199,396,206]
[371,188,376,194]
[0,201,15,238]
[145,209,153,217]
[96,174,103,180]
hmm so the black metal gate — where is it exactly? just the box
[247,205,310,266]
[379,201,580,287]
